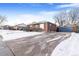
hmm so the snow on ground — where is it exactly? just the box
[51,32,79,56]
[0,30,44,41]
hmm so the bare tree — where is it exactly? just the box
[67,8,79,25]
[54,10,67,26]
[54,8,79,27]
[0,15,7,26]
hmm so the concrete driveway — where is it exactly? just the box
[4,32,71,56]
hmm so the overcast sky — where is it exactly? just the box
[0,3,79,25]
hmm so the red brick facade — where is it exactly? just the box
[27,22,57,32]
[72,24,77,32]
[44,22,57,32]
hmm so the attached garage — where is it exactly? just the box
[59,27,73,32]
[58,24,77,32]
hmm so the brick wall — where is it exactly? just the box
[27,22,57,32]
[44,22,57,32]
[72,24,77,32]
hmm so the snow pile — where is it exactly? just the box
[0,30,43,41]
[51,32,79,56]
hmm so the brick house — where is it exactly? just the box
[27,22,57,32]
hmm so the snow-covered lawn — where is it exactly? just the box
[0,30,44,41]
[51,32,79,56]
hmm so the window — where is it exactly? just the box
[35,25,39,28]
[40,24,44,29]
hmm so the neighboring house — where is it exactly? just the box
[27,21,57,32]
[0,25,11,30]
[72,24,77,32]
[13,23,27,31]
[77,24,79,33]
[0,26,3,29]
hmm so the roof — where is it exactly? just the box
[27,21,56,25]
[15,23,27,27]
